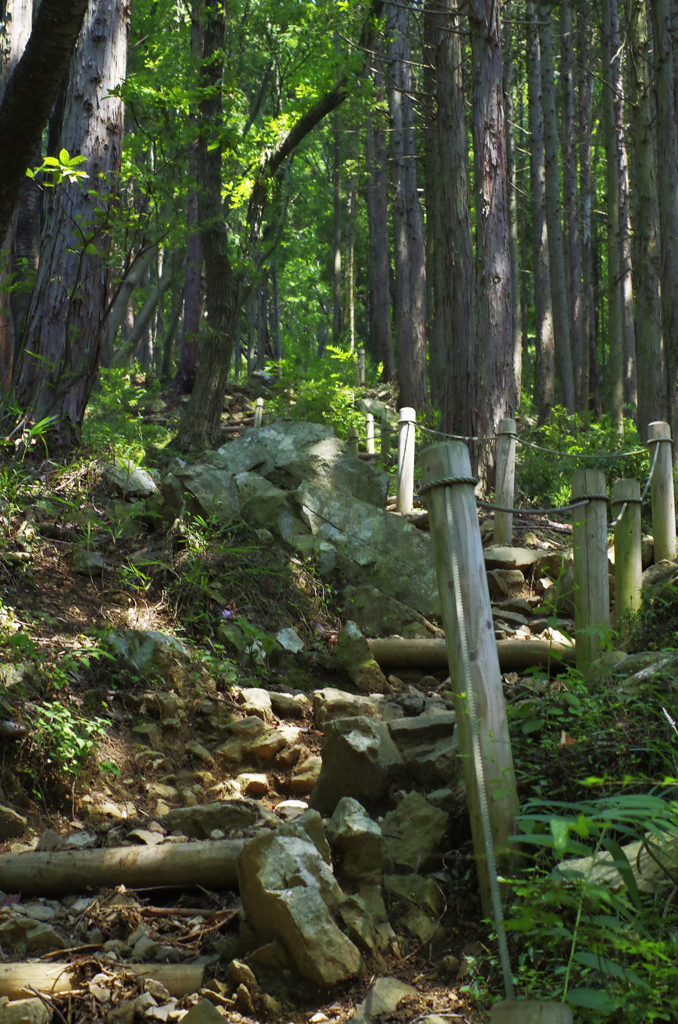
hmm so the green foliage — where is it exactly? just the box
[31,702,108,780]
[267,347,364,437]
[83,367,172,450]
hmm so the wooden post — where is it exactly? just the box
[366,413,375,454]
[254,397,264,428]
[381,420,391,461]
[572,469,610,676]
[347,428,359,457]
[396,407,416,513]
[494,418,516,545]
[420,442,518,917]
[648,421,676,562]
[613,478,642,619]
[358,347,366,386]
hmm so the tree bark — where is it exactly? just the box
[629,0,665,435]
[271,262,282,372]
[560,0,585,413]
[13,0,129,438]
[577,0,595,416]
[527,2,555,422]
[502,4,522,404]
[387,0,428,412]
[332,106,342,346]
[539,1,575,412]
[365,64,394,382]
[650,0,678,447]
[257,275,268,370]
[113,254,177,368]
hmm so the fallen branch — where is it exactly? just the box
[0,962,204,1000]
[0,839,243,898]
[367,637,575,672]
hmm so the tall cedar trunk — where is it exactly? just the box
[332,107,342,346]
[365,65,394,381]
[10,161,41,354]
[257,276,268,370]
[527,2,555,422]
[577,0,596,415]
[175,0,203,394]
[436,0,476,440]
[470,0,513,489]
[13,0,129,436]
[0,0,33,389]
[650,0,678,446]
[424,0,442,412]
[346,171,356,352]
[560,0,585,412]
[503,4,522,403]
[271,263,282,370]
[629,0,665,435]
[602,0,625,429]
[518,86,530,383]
[246,292,255,374]
[387,0,428,412]
[136,264,153,369]
[539,2,575,411]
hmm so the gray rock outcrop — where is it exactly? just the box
[327,798,384,881]
[310,716,403,815]
[381,791,449,871]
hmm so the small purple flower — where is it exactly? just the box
[221,609,232,619]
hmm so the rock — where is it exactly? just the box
[269,692,309,719]
[558,833,678,894]
[289,755,322,794]
[384,873,443,915]
[341,585,429,639]
[0,998,54,1024]
[106,1002,135,1024]
[642,535,654,569]
[275,799,308,820]
[35,829,62,852]
[553,564,576,616]
[642,558,678,588]
[25,904,56,922]
[486,569,524,600]
[229,958,259,993]
[338,894,379,954]
[132,935,159,961]
[239,773,269,797]
[237,829,362,986]
[276,628,304,653]
[25,923,66,953]
[389,711,456,746]
[72,547,105,574]
[280,809,332,863]
[327,798,383,881]
[336,622,388,694]
[483,546,542,571]
[401,906,441,943]
[276,743,303,768]
[238,687,273,721]
[296,480,440,616]
[186,740,215,766]
[310,716,403,815]
[352,977,416,1022]
[234,472,309,546]
[402,735,460,789]
[313,688,379,731]
[105,458,158,497]
[164,799,271,839]
[0,805,27,840]
[106,630,189,679]
[180,999,225,1024]
[217,716,267,762]
[381,791,448,871]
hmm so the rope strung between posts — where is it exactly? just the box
[443,484,514,1001]
[414,420,649,459]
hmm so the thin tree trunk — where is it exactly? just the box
[560,0,585,412]
[518,83,529,387]
[107,248,155,355]
[387,0,427,412]
[14,0,129,437]
[271,263,282,374]
[424,0,442,412]
[332,106,342,346]
[257,276,268,370]
[539,1,575,412]
[629,0,665,435]
[365,64,394,382]
[527,2,555,422]
[113,256,177,368]
[246,291,255,375]
[650,0,678,447]
[577,0,595,415]
[503,3,522,404]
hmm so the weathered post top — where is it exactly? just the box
[254,397,264,429]
[612,477,642,620]
[365,412,375,454]
[494,417,517,546]
[572,468,609,676]
[347,427,359,458]
[396,407,416,514]
[648,420,676,562]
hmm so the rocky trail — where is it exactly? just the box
[0,398,674,1023]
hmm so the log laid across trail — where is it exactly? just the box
[0,962,204,1000]
[367,637,575,671]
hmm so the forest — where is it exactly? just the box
[2,0,678,1022]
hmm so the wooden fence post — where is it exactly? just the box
[347,428,359,458]
[254,398,264,428]
[648,421,676,562]
[358,348,366,386]
[396,408,416,513]
[365,413,375,454]
[613,478,642,619]
[380,420,391,461]
[494,418,516,545]
[572,469,610,676]
[420,442,519,917]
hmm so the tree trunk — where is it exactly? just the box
[271,263,282,373]
[650,0,678,447]
[107,248,155,355]
[560,0,585,413]
[365,65,394,382]
[539,1,575,412]
[629,0,665,435]
[13,0,129,438]
[577,0,595,416]
[527,2,555,422]
[502,4,522,404]
[113,254,177,368]
[257,275,268,370]
[332,106,342,346]
[387,0,427,412]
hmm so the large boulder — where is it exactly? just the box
[336,622,388,694]
[341,585,432,639]
[104,457,158,498]
[381,791,448,871]
[327,798,384,881]
[236,828,362,986]
[313,688,380,732]
[164,799,274,839]
[295,481,440,616]
[106,630,189,678]
[310,717,403,815]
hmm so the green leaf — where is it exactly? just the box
[574,951,651,989]
[59,148,70,165]
[566,988,617,1012]
[522,717,545,734]
[550,817,570,855]
[601,837,642,912]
